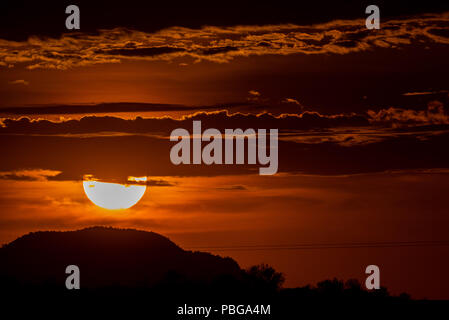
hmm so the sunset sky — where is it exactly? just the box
[1,1,449,299]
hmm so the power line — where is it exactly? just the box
[185,240,449,252]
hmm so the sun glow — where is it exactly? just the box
[82,177,147,210]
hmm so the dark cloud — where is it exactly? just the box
[1,12,448,69]
[368,101,449,127]
[200,46,239,56]
[1,129,449,179]
[0,174,37,181]
[0,101,310,117]
[100,47,186,57]
[0,106,448,180]
[427,27,449,38]
[2,1,449,41]
[0,102,217,116]
[0,110,369,135]
[217,185,248,191]
[145,179,176,187]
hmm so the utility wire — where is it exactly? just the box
[185,240,449,251]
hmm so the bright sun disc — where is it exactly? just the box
[83,178,147,210]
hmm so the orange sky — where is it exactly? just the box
[1,5,449,300]
[1,171,448,299]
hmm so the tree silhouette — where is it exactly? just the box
[244,263,285,292]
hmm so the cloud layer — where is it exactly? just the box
[1,102,448,181]
[1,12,448,69]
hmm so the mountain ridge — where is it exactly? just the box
[0,226,241,288]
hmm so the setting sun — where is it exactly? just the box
[82,178,147,210]
[1,1,449,306]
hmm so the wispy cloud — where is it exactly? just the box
[248,90,261,97]
[282,98,301,105]
[368,101,449,127]
[0,169,61,181]
[8,79,29,85]
[402,90,448,96]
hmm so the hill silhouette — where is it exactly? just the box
[0,226,241,288]
[0,227,433,318]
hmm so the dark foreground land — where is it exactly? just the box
[0,227,446,318]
